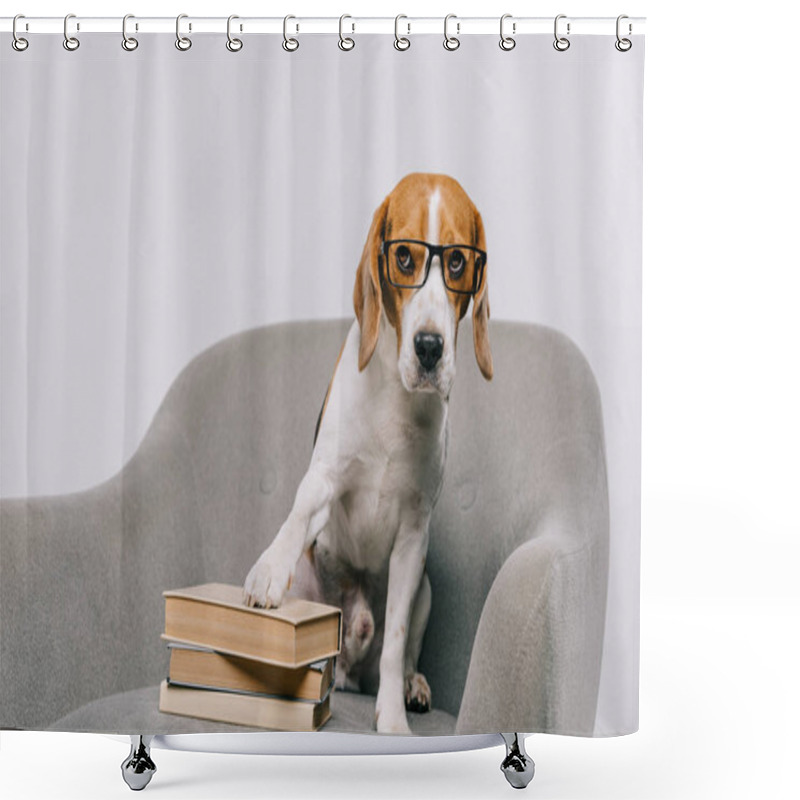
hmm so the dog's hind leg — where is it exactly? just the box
[403,570,432,713]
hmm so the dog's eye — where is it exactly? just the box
[448,250,465,277]
[395,245,414,274]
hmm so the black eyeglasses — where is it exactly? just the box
[380,239,486,296]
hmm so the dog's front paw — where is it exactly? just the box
[375,710,412,735]
[243,545,294,608]
[404,672,431,713]
[375,695,412,734]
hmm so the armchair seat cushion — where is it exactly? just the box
[46,685,456,736]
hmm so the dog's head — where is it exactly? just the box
[353,173,492,396]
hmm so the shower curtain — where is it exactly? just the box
[1,24,644,739]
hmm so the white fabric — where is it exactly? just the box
[0,32,644,735]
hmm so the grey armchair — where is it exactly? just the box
[0,319,608,736]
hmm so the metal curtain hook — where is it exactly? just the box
[63,13,80,51]
[122,14,138,51]
[443,14,460,51]
[499,14,516,51]
[339,14,355,51]
[12,14,29,51]
[175,14,192,50]
[394,14,410,50]
[553,14,570,51]
[283,15,299,51]
[227,15,243,51]
[615,14,632,51]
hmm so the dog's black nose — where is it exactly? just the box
[414,331,444,371]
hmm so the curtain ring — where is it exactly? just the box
[338,14,355,51]
[499,14,516,51]
[443,14,460,51]
[175,14,192,51]
[12,14,29,52]
[226,15,243,52]
[553,14,570,51]
[283,15,299,51]
[122,14,138,51]
[615,15,632,52]
[63,13,80,51]
[394,15,410,51]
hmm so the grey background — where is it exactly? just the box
[0,33,643,735]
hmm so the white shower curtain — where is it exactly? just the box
[1,27,643,737]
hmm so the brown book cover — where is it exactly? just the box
[167,642,334,702]
[158,679,332,731]
[162,583,342,668]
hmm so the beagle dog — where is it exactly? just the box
[243,173,492,733]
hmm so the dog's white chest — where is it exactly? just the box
[321,404,447,573]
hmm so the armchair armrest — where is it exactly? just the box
[1,480,126,729]
[455,517,608,735]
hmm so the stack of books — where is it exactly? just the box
[158,583,342,731]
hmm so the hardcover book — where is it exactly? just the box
[159,679,332,731]
[167,642,334,702]
[162,583,342,668]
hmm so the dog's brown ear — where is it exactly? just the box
[353,195,390,371]
[472,210,493,380]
